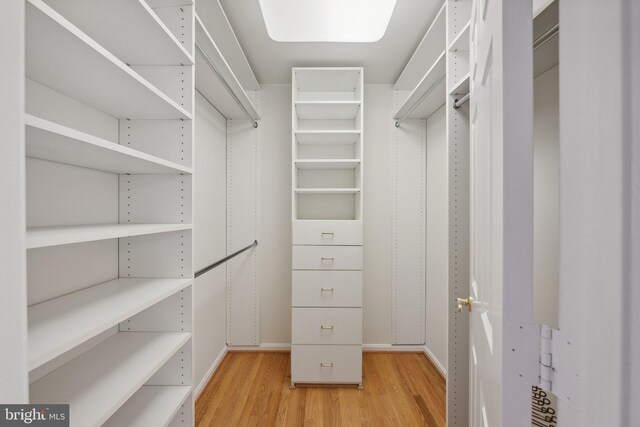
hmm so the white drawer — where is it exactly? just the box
[292,271,362,307]
[292,246,363,270]
[293,220,363,246]
[292,308,362,344]
[291,345,362,384]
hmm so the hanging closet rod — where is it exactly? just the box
[195,240,258,278]
[195,43,259,128]
[453,24,559,111]
[395,73,446,127]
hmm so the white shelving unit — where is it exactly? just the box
[22,0,196,424]
[291,67,364,387]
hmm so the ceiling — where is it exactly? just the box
[219,0,444,85]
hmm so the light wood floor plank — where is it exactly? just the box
[196,352,446,427]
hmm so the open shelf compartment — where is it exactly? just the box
[40,0,193,65]
[28,277,193,370]
[26,0,191,120]
[293,68,363,101]
[25,115,192,175]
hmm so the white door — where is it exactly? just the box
[468,0,537,425]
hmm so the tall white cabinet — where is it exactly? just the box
[291,68,364,387]
[20,0,195,425]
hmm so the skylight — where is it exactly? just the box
[258,0,398,43]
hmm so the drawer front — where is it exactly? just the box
[293,220,363,246]
[292,271,362,307]
[292,246,363,270]
[292,308,362,344]
[291,345,362,384]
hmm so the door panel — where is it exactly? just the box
[468,0,536,426]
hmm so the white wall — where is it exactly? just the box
[257,84,394,345]
[533,65,559,328]
[193,92,228,391]
[425,105,448,372]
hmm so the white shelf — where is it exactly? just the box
[450,73,470,97]
[195,13,259,121]
[27,223,192,249]
[295,188,361,195]
[394,2,446,90]
[294,68,362,93]
[295,131,361,145]
[29,277,193,370]
[30,332,191,426]
[26,0,191,120]
[25,115,192,175]
[295,159,361,170]
[295,101,361,120]
[393,51,446,121]
[105,386,191,427]
[41,0,193,65]
[449,21,471,52]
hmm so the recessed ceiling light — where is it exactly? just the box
[258,0,398,43]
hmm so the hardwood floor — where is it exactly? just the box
[195,352,446,426]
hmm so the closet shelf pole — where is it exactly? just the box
[453,93,471,109]
[395,72,446,127]
[195,43,259,128]
[195,240,258,278]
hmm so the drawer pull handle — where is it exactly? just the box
[321,257,334,263]
[320,325,334,330]
[320,362,334,368]
[320,287,334,292]
[321,232,335,238]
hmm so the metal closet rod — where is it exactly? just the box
[453,24,559,111]
[195,240,258,278]
[395,72,446,127]
[195,43,259,128]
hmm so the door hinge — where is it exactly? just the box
[537,324,579,404]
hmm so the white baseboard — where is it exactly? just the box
[362,344,425,352]
[423,345,447,378]
[227,343,291,352]
[195,345,228,399]
[227,343,425,353]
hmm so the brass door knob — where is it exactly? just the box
[456,296,473,313]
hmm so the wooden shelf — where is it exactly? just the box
[394,2,446,90]
[40,0,193,65]
[26,0,191,120]
[30,332,191,426]
[449,21,471,52]
[26,223,192,249]
[450,73,470,97]
[295,159,360,170]
[104,386,191,427]
[295,131,361,145]
[295,102,361,120]
[295,188,361,195]
[25,115,192,175]
[195,13,259,120]
[393,51,446,120]
[294,68,362,94]
[29,277,193,370]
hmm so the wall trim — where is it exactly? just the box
[423,344,447,379]
[195,345,228,399]
[227,343,427,353]
[362,344,425,352]
[228,343,291,352]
